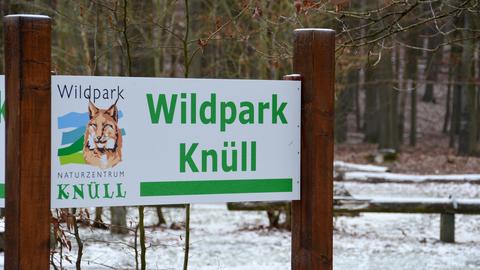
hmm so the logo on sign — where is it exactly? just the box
[84,101,123,169]
[57,101,126,169]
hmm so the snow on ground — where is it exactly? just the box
[47,204,480,270]
[335,213,480,270]
[0,202,479,269]
[337,181,480,270]
[49,205,291,270]
[0,180,479,269]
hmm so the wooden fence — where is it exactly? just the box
[228,196,480,243]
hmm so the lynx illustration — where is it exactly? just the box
[84,101,122,169]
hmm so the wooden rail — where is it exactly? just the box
[334,196,480,214]
[336,172,480,185]
[228,197,480,214]
[228,196,480,243]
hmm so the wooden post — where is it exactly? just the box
[4,15,51,269]
[440,213,455,243]
[291,29,335,270]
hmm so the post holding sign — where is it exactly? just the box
[51,76,301,208]
[0,76,4,207]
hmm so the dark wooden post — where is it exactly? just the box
[291,29,335,270]
[4,15,51,269]
[440,213,455,243]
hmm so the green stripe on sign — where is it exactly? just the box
[58,135,84,156]
[0,183,4,198]
[59,151,85,165]
[140,178,292,197]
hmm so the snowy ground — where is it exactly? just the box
[0,181,479,269]
[48,204,480,270]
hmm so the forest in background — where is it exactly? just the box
[0,0,478,155]
[0,1,479,269]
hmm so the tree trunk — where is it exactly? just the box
[477,45,480,152]
[364,66,379,143]
[450,83,462,148]
[410,85,417,146]
[397,46,406,144]
[405,30,419,146]
[378,51,398,150]
[458,14,477,155]
[354,80,361,132]
[443,83,452,134]
[93,207,107,229]
[335,69,356,143]
[421,3,442,103]
[110,206,129,234]
[156,206,167,226]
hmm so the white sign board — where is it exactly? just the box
[52,76,299,208]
